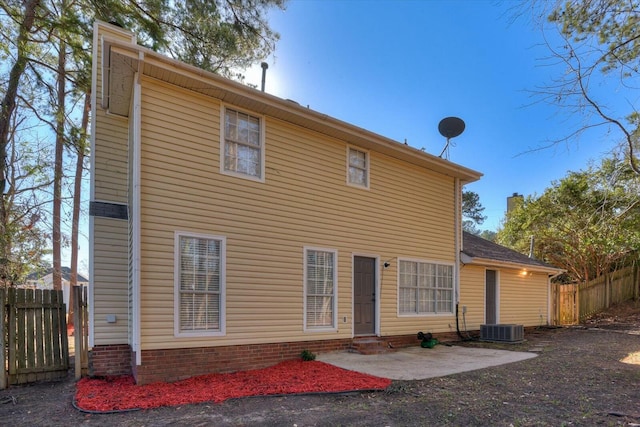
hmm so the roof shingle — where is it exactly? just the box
[462,231,559,270]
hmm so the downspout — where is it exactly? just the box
[454,178,463,339]
[132,52,144,366]
[88,26,100,348]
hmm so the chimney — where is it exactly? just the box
[507,192,523,213]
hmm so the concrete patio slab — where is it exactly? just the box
[317,345,537,380]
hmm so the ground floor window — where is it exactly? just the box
[399,260,453,314]
[304,248,337,330]
[175,232,225,336]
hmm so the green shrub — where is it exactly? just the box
[300,349,316,361]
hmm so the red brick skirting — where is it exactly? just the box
[90,332,460,385]
[89,344,133,377]
[132,339,354,384]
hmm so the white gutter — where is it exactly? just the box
[132,54,143,366]
[88,23,100,348]
[460,253,565,275]
[454,178,461,304]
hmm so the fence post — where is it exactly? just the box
[574,284,580,324]
[0,289,6,390]
[635,263,639,301]
[74,286,89,380]
[74,286,81,380]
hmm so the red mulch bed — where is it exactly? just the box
[75,359,391,412]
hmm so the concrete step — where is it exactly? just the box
[350,337,395,355]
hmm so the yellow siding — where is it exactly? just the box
[459,265,486,330]
[499,271,549,327]
[93,22,130,204]
[460,265,550,329]
[138,77,458,350]
[91,22,134,346]
[92,218,130,344]
[93,111,129,203]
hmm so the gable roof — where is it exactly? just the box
[461,232,563,275]
[26,267,89,283]
[97,21,483,185]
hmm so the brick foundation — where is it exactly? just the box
[132,338,353,384]
[90,331,464,385]
[89,344,133,377]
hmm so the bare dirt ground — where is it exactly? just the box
[2,300,640,426]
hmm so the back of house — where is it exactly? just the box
[90,21,557,385]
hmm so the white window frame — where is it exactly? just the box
[220,105,265,182]
[303,247,338,332]
[397,258,454,316]
[174,231,226,337]
[346,146,369,189]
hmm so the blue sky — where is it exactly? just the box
[73,0,614,275]
[244,0,612,230]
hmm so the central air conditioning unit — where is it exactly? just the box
[480,324,524,343]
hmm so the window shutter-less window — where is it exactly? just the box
[178,235,222,332]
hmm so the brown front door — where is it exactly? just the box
[354,256,376,335]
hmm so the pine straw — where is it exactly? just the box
[75,359,391,412]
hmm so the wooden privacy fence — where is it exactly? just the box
[551,283,578,325]
[579,264,639,321]
[73,285,89,379]
[552,264,640,326]
[0,288,69,389]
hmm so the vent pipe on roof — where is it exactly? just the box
[529,236,535,258]
[260,62,268,92]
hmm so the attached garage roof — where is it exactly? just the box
[461,232,563,275]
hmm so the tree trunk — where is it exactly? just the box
[68,91,90,327]
[52,35,66,291]
[0,0,41,283]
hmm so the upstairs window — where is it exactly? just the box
[347,147,369,188]
[222,107,264,181]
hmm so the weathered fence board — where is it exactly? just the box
[579,265,638,322]
[554,264,639,325]
[74,286,89,379]
[552,283,578,325]
[3,289,69,385]
[0,289,6,389]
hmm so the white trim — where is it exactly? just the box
[346,145,370,190]
[88,23,100,348]
[219,104,266,183]
[174,231,227,338]
[460,254,563,275]
[396,257,456,317]
[90,22,137,348]
[351,253,380,337]
[546,276,551,326]
[303,246,338,333]
[131,67,142,365]
[454,178,461,306]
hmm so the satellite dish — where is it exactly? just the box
[438,117,465,139]
[438,117,465,159]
